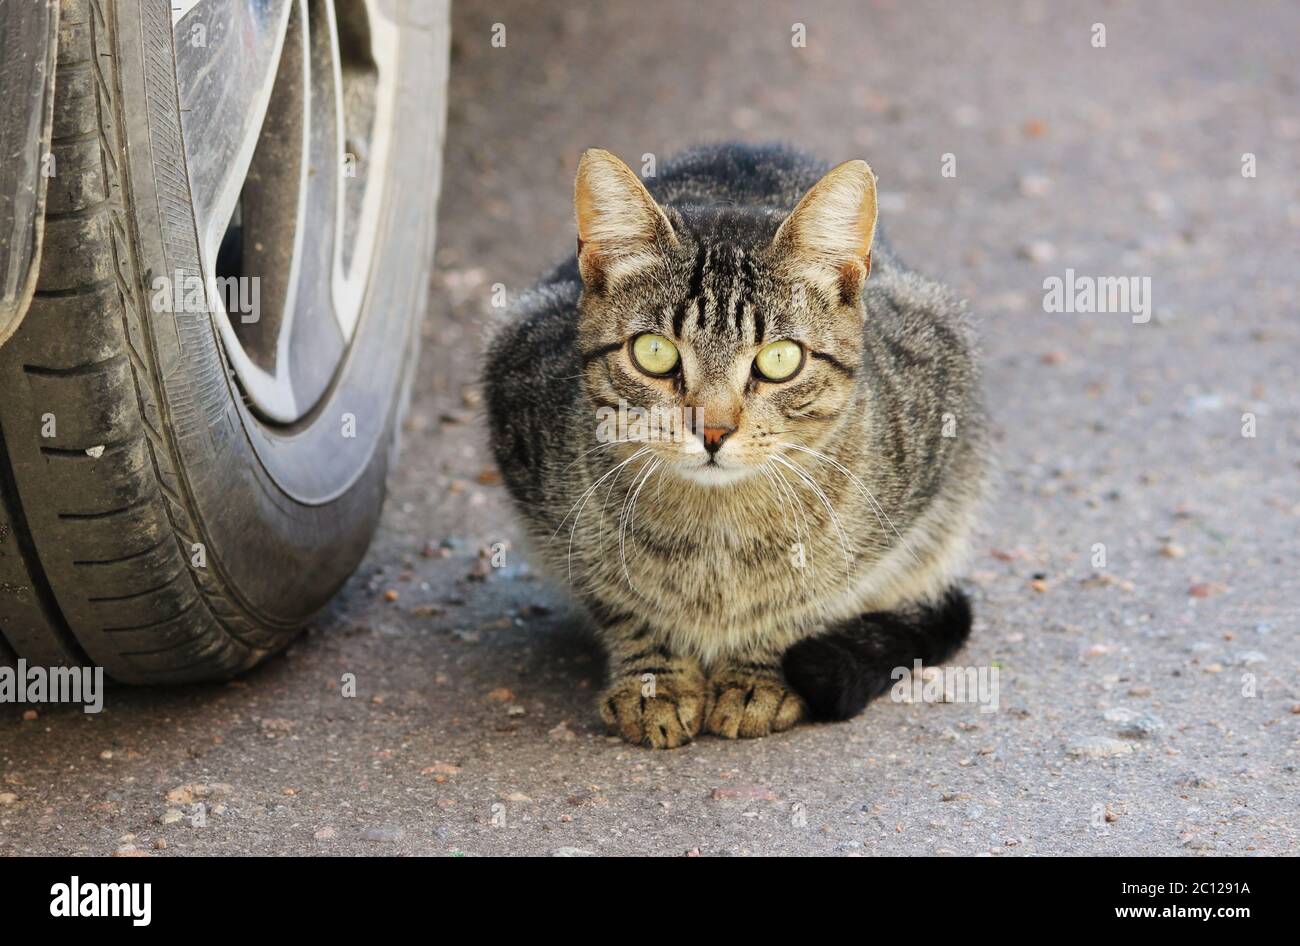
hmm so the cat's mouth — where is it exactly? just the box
[673,454,755,486]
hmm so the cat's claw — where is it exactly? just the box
[599,672,707,749]
[705,672,807,739]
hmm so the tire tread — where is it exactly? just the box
[0,0,266,681]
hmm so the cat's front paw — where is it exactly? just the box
[599,666,707,749]
[705,669,807,739]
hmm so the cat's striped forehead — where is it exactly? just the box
[666,240,769,353]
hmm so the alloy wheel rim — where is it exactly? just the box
[170,0,401,424]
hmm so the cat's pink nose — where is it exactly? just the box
[701,426,734,454]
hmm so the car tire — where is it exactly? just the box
[0,0,448,682]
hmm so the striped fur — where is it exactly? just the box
[485,144,989,748]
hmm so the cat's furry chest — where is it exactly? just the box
[557,459,885,654]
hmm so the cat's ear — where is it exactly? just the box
[575,149,677,291]
[771,159,878,304]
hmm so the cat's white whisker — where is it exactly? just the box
[555,445,648,539]
[619,456,661,595]
[772,452,854,580]
[616,453,655,546]
[558,446,652,581]
[767,459,816,579]
[782,442,924,569]
[629,458,661,549]
[597,445,646,548]
[561,437,640,474]
[758,460,812,586]
[779,442,892,549]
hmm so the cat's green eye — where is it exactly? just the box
[630,333,680,376]
[753,339,804,381]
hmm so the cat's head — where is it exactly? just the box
[575,149,877,486]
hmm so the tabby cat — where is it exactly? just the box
[484,144,987,748]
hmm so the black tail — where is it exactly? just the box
[782,587,973,721]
